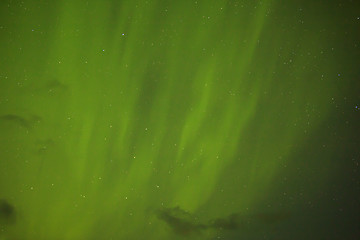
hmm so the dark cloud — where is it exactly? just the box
[156,206,207,236]
[210,213,240,230]
[0,114,41,129]
[156,206,290,236]
[43,79,68,95]
[0,199,16,224]
[0,114,32,128]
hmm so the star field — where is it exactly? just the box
[0,0,359,239]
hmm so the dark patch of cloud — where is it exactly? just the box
[156,206,208,236]
[156,206,290,236]
[0,114,41,129]
[210,213,240,230]
[44,79,68,95]
[0,114,31,128]
[0,199,16,224]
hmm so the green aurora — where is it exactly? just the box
[0,0,359,239]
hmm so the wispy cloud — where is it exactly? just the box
[156,206,289,236]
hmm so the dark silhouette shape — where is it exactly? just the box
[0,114,41,129]
[156,206,207,236]
[0,114,31,128]
[210,213,240,230]
[0,199,16,224]
[43,79,68,95]
[156,206,290,236]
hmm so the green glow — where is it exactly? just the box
[1,0,358,239]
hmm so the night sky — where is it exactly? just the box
[0,0,359,239]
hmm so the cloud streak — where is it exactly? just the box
[0,114,41,129]
[156,206,207,236]
[156,206,289,236]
